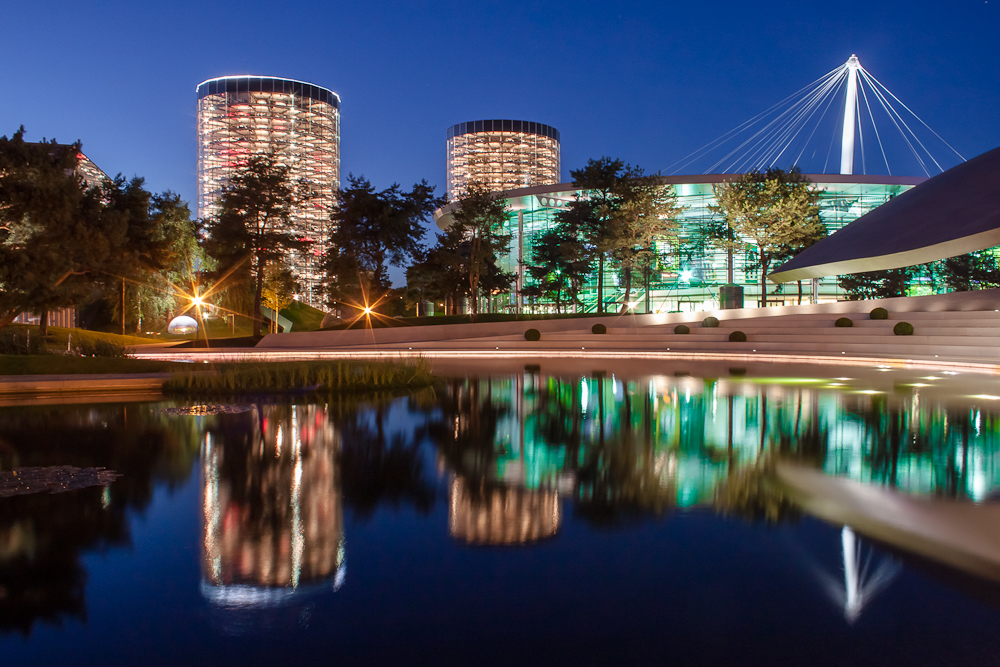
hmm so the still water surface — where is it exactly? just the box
[1,361,1000,665]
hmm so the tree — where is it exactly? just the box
[941,250,1000,292]
[141,192,200,330]
[446,182,514,319]
[201,154,313,337]
[524,228,589,313]
[261,264,297,332]
[712,167,824,306]
[555,157,682,313]
[96,176,175,335]
[0,128,177,336]
[406,245,465,315]
[324,175,443,316]
[0,130,94,333]
[838,268,911,300]
[767,219,827,305]
[605,173,682,311]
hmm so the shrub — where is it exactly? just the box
[77,338,129,358]
[524,328,541,341]
[591,323,607,335]
[702,316,720,328]
[729,331,747,342]
[835,317,853,328]
[0,328,45,355]
[870,307,889,320]
[893,321,914,336]
[674,324,690,334]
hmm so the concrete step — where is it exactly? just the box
[543,331,1000,344]
[532,331,1000,348]
[358,337,1000,360]
[638,316,1000,330]
[407,333,1000,352]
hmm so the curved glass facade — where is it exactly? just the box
[446,119,560,200]
[436,176,925,312]
[196,75,341,305]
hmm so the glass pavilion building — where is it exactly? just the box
[196,76,341,305]
[446,119,560,200]
[434,174,925,313]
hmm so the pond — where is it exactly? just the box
[1,360,999,666]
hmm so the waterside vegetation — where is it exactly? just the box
[163,359,434,395]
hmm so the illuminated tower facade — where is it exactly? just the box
[446,119,560,200]
[196,76,341,305]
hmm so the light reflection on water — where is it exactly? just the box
[478,370,1000,505]
[1,366,1000,663]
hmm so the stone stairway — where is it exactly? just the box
[251,290,1000,365]
[409,310,1000,362]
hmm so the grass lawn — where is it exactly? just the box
[0,355,187,375]
[5,325,158,350]
[280,301,327,331]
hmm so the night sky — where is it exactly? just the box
[2,0,997,210]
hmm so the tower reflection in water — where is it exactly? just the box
[201,404,344,609]
[449,478,560,545]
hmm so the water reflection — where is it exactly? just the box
[449,479,559,545]
[0,405,199,636]
[200,405,344,608]
[435,372,1000,508]
[2,368,1000,645]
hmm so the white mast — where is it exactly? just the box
[842,526,862,621]
[840,55,860,175]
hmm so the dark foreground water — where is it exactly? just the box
[2,361,1000,666]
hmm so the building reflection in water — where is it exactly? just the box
[437,373,1000,510]
[431,369,1000,616]
[449,478,559,545]
[201,404,344,608]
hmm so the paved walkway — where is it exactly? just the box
[0,373,170,396]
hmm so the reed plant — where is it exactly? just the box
[163,358,434,395]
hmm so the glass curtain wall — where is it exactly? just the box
[496,179,916,313]
[197,77,341,306]
[446,120,560,200]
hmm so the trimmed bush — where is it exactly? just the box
[728,330,747,342]
[591,323,607,335]
[835,317,853,328]
[524,328,541,341]
[893,321,914,336]
[702,316,720,328]
[870,307,889,320]
[674,324,690,334]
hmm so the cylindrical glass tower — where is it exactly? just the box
[196,76,340,305]
[446,119,560,200]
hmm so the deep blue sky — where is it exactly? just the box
[2,0,997,209]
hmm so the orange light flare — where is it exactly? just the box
[339,293,396,329]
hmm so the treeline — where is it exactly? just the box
[4,123,997,338]
[0,128,197,335]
